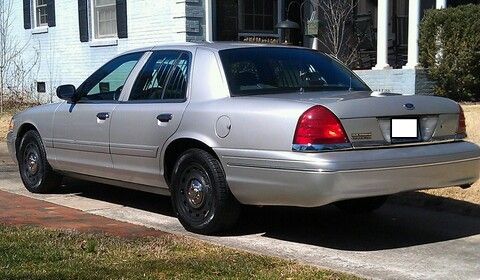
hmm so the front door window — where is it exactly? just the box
[78,52,143,101]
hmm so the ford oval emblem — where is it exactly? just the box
[404,103,415,110]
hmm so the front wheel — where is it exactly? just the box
[334,195,388,213]
[170,148,240,234]
[18,130,62,193]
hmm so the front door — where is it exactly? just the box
[52,52,144,178]
[109,50,191,187]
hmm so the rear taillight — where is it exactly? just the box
[293,105,349,146]
[457,105,467,138]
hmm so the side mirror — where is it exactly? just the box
[56,85,77,102]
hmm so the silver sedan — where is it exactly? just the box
[7,43,480,234]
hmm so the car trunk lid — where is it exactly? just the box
[252,91,462,148]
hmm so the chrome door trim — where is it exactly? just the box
[109,143,159,158]
[54,139,110,154]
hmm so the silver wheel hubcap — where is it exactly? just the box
[186,179,205,208]
[27,153,39,175]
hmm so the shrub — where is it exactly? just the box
[419,4,480,101]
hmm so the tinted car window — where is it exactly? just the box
[78,52,143,101]
[129,51,190,101]
[219,47,370,96]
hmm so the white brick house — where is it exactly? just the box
[12,0,473,101]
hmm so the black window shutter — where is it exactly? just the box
[46,0,56,27]
[78,0,89,42]
[23,0,31,29]
[116,0,128,38]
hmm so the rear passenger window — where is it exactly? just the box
[128,51,190,101]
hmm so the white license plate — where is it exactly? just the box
[391,119,418,138]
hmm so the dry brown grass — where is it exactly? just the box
[0,113,12,142]
[422,104,480,204]
[463,104,480,144]
[0,102,38,141]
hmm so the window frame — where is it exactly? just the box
[75,52,145,104]
[33,0,48,28]
[238,0,278,34]
[123,50,193,104]
[90,0,118,40]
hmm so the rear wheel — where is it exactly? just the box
[335,195,388,213]
[18,130,62,193]
[170,148,240,234]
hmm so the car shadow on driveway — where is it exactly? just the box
[55,178,176,217]
[237,202,480,251]
[56,178,480,252]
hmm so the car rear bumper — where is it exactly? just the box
[216,141,480,207]
[6,131,17,164]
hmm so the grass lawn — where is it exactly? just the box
[0,225,356,280]
[421,104,480,204]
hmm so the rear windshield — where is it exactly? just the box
[219,47,370,96]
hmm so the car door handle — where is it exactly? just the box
[157,114,173,123]
[96,112,110,120]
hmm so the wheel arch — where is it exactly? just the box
[15,122,39,160]
[162,137,221,186]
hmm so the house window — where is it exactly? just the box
[239,0,277,33]
[36,82,46,93]
[34,0,48,27]
[23,0,55,30]
[92,0,117,39]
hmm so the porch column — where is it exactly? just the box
[205,0,213,41]
[436,0,447,9]
[373,0,391,70]
[404,0,421,68]
[435,0,447,63]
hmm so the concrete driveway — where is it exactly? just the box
[1,156,479,279]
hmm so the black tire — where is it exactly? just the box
[18,130,62,193]
[170,148,240,234]
[334,195,388,213]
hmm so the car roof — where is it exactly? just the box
[123,42,310,54]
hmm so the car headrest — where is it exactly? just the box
[234,71,259,87]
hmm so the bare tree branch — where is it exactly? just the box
[0,0,39,112]
[316,0,359,67]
